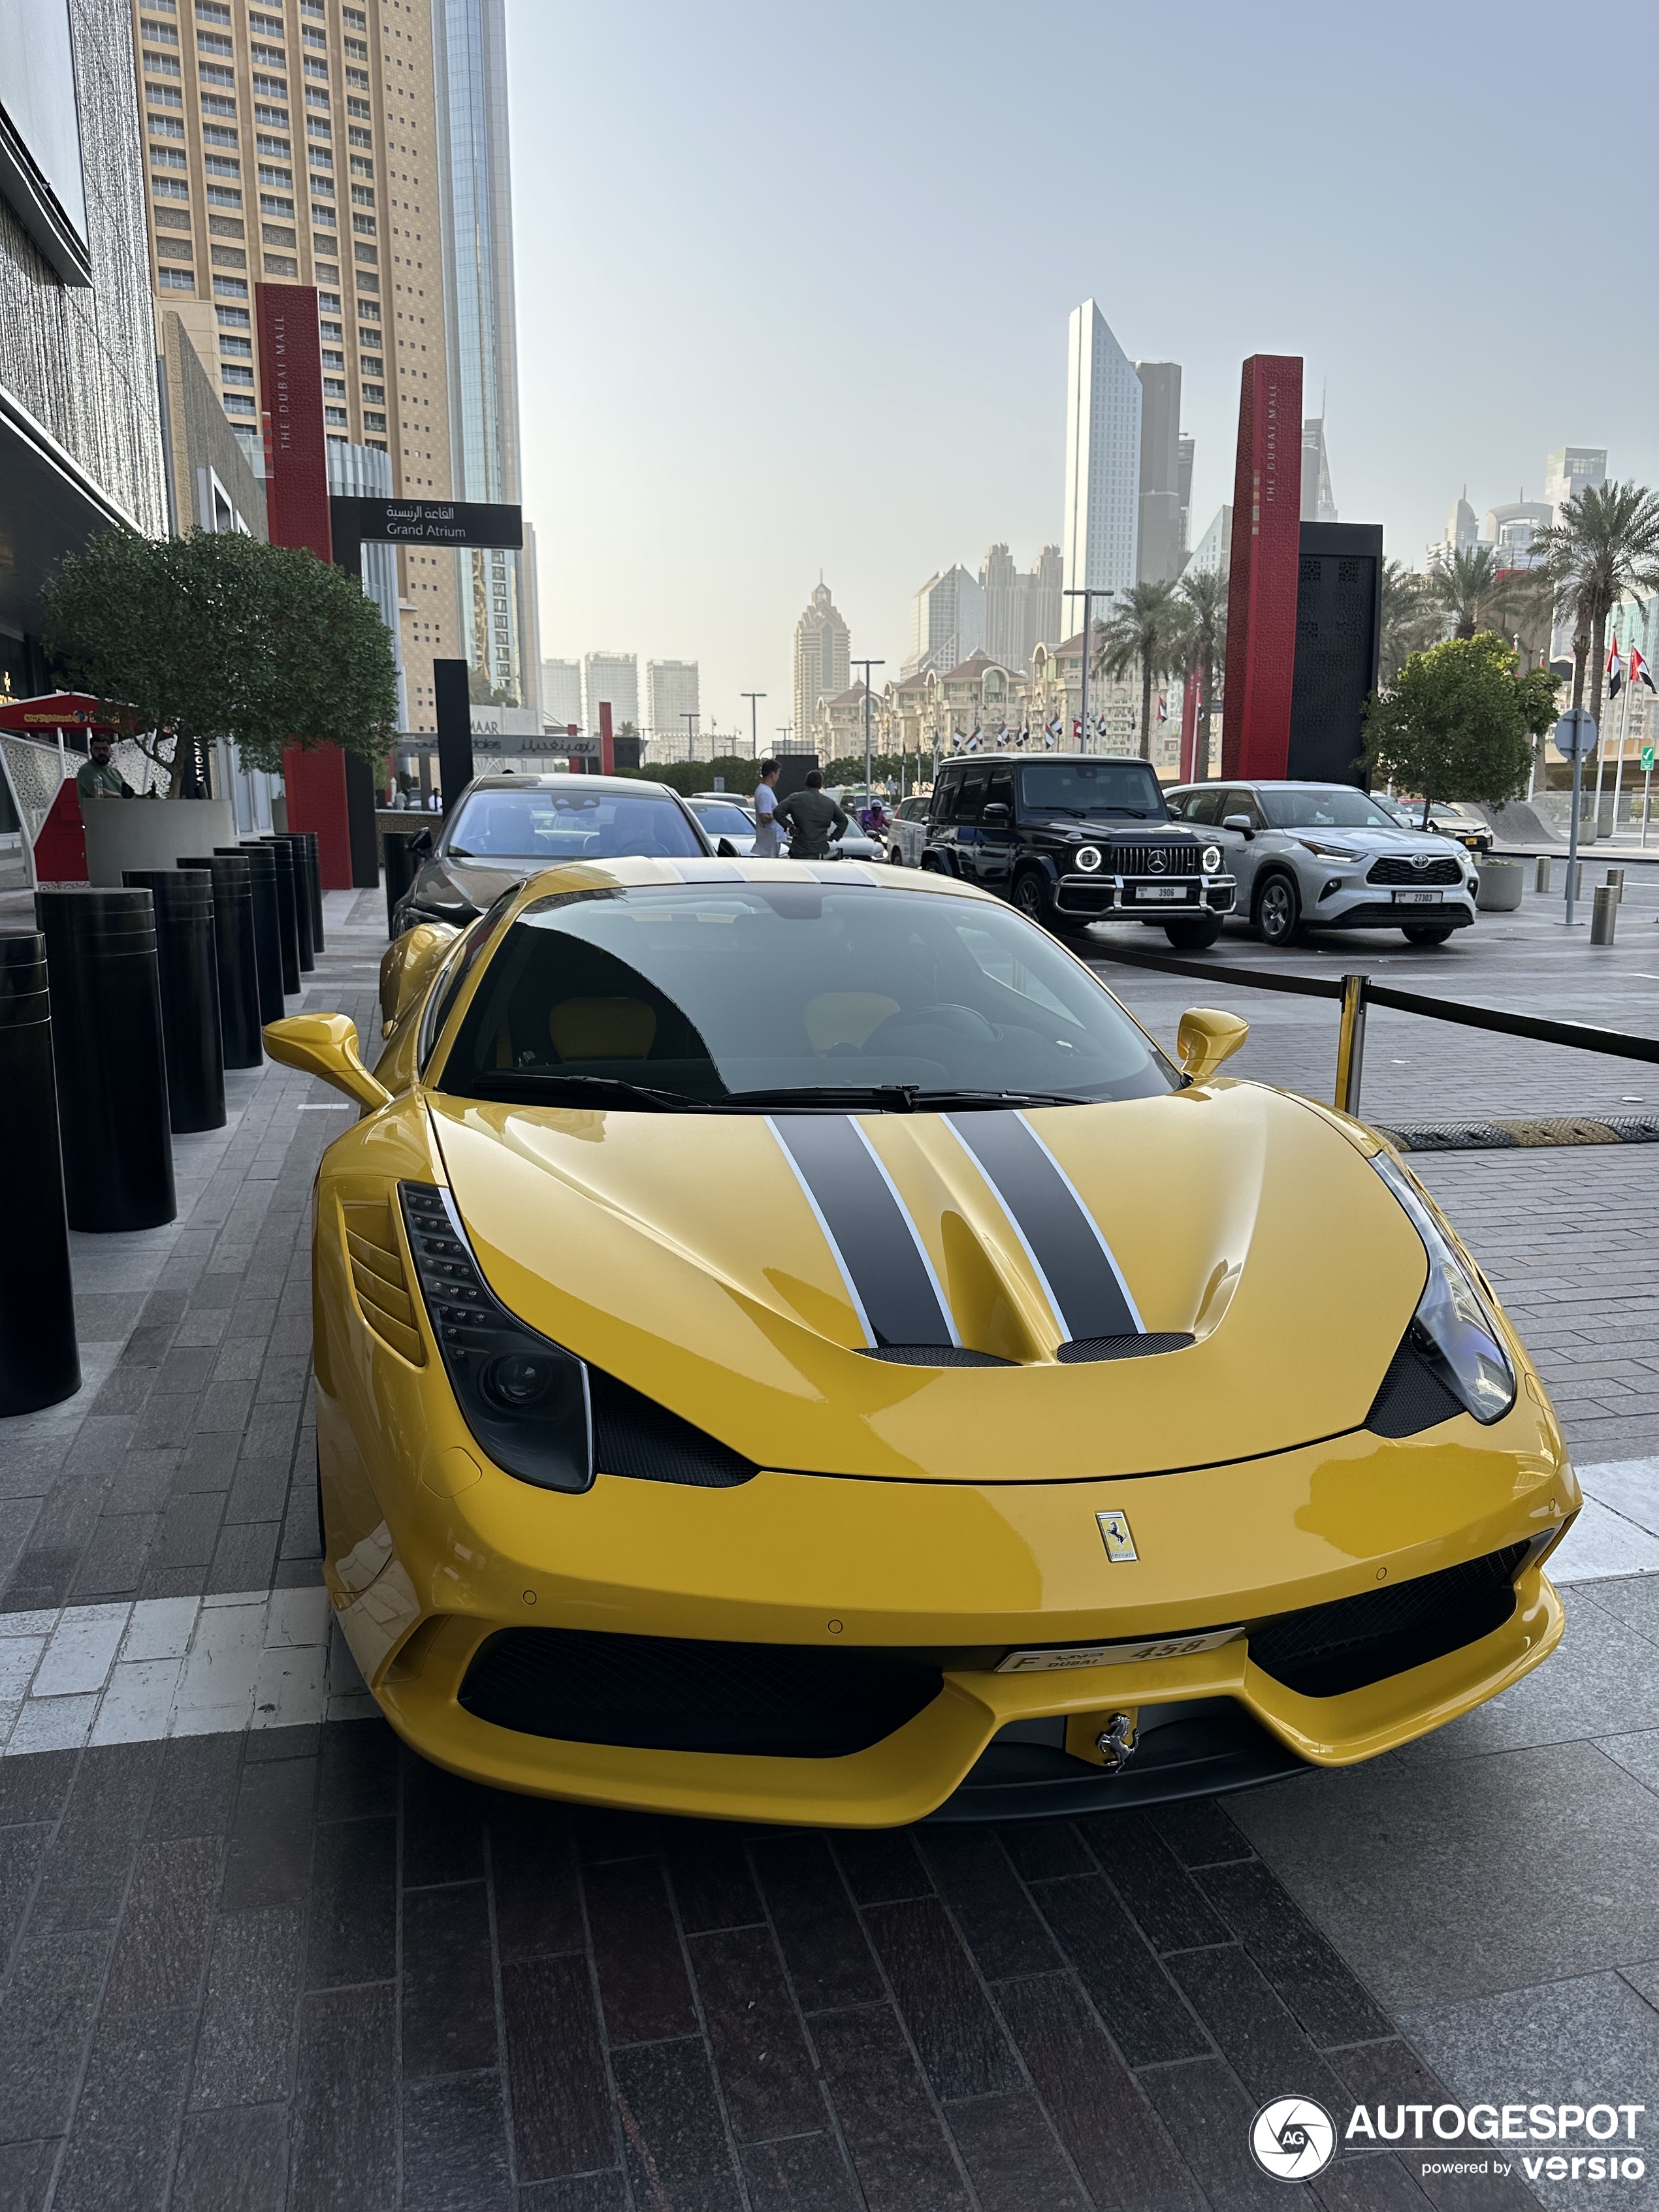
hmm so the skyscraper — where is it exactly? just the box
[541,658,582,727]
[1063,302,1142,605]
[1177,436,1195,562]
[1300,418,1338,522]
[980,545,1064,669]
[583,652,638,732]
[794,582,850,745]
[1544,447,1606,522]
[904,566,984,677]
[647,660,700,743]
[1133,360,1184,584]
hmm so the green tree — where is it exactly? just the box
[1534,481,1659,726]
[1166,568,1226,778]
[1095,579,1181,762]
[42,527,397,796]
[1378,560,1436,684]
[1361,633,1539,824]
[1428,545,1520,641]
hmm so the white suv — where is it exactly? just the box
[1164,780,1480,947]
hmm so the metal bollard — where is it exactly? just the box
[1591,884,1619,945]
[295,828,325,952]
[1606,866,1625,901]
[264,834,314,972]
[250,838,302,995]
[0,932,80,1413]
[221,844,285,1021]
[1573,859,1584,898]
[178,855,262,1068]
[1334,972,1369,1117]
[1534,855,1551,893]
[35,888,176,1232]
[123,869,227,1132]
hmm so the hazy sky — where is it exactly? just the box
[510,0,1658,743]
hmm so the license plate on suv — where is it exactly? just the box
[1132,884,1187,902]
[1394,890,1443,905]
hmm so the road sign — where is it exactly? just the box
[1553,708,1598,760]
[1643,746,1655,773]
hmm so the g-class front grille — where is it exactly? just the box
[1108,842,1201,876]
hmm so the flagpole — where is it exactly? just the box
[1611,658,1633,841]
[1592,639,1616,833]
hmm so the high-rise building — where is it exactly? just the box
[1177,434,1195,560]
[1133,360,1184,584]
[1300,417,1338,522]
[1189,505,1232,579]
[127,0,465,729]
[541,658,582,727]
[903,566,984,678]
[1544,446,1606,522]
[979,544,1065,669]
[1063,302,1142,606]
[794,581,850,743]
[583,652,638,732]
[647,660,700,743]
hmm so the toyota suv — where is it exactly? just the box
[921,754,1236,948]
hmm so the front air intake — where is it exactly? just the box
[1248,1543,1528,1698]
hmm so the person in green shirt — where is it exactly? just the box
[76,735,133,803]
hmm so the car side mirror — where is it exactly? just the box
[379,920,460,1034]
[1221,814,1255,837]
[981,801,1011,824]
[1176,1007,1249,1085]
[411,828,432,856]
[716,837,738,857]
[264,1013,391,1112]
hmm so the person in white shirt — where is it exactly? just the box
[751,759,784,858]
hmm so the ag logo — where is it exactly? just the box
[1248,2096,1336,2181]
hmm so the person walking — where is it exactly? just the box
[751,759,784,859]
[776,770,849,859]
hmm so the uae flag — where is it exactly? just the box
[1633,646,1656,695]
[1607,637,1624,698]
[1156,694,1168,724]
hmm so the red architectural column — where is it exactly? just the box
[256,281,352,889]
[598,701,615,777]
[1220,353,1303,780]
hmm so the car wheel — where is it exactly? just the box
[1012,869,1052,926]
[920,851,946,874]
[886,844,905,866]
[1254,872,1302,946]
[1401,923,1457,946]
[1164,914,1223,951]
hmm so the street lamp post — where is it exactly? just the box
[851,658,884,803]
[1062,586,1108,752]
[740,692,765,760]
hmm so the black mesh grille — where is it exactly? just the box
[459,1627,943,1756]
[1367,857,1462,886]
[1056,1332,1195,1364]
[859,1345,1012,1367]
[588,1368,757,1488]
[1248,1543,1528,1698]
[1366,1331,1464,1437]
[1112,842,1201,876]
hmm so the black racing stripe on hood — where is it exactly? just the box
[769,1114,956,1349]
[946,1111,1141,1342]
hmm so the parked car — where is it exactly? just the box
[923,753,1236,950]
[886,794,933,866]
[1375,797,1495,855]
[688,797,760,855]
[1164,780,1479,946]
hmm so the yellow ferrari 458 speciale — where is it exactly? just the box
[266,854,1575,1826]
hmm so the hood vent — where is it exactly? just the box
[589,1366,757,1487]
[342,1200,426,1366]
[1057,1332,1194,1364]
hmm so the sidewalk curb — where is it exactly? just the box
[1373,1114,1659,1153]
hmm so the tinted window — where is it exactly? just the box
[1259,788,1400,830]
[984,767,1015,814]
[447,786,703,860]
[930,770,961,819]
[440,882,1175,1109]
[690,801,754,835]
[1018,761,1165,817]
[954,765,991,822]
[1221,790,1264,828]
[1170,788,1223,824]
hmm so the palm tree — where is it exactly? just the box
[1534,481,1659,721]
[1428,545,1518,641]
[1377,560,1435,685]
[1167,568,1226,778]
[1095,579,1181,763]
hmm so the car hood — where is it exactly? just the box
[425,1082,1430,1481]
[1275,826,1468,858]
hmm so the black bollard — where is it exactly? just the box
[265,835,314,972]
[383,829,425,938]
[0,933,80,1414]
[221,844,284,1021]
[35,888,176,1232]
[178,855,261,1068]
[296,829,325,952]
[249,838,300,995]
[122,870,227,1132]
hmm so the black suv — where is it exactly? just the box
[921,753,1236,948]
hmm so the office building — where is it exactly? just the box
[1133,360,1184,583]
[1177,434,1195,559]
[647,660,700,743]
[1544,446,1606,522]
[1062,302,1141,606]
[1189,505,1232,579]
[980,544,1065,669]
[903,565,984,679]
[583,652,638,732]
[1300,417,1338,522]
[541,658,583,727]
[156,308,266,537]
[1484,500,1551,569]
[794,581,850,745]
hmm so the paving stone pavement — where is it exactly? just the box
[1,878,1657,2208]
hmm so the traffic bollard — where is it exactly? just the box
[1534,856,1551,893]
[1591,885,1619,946]
[35,888,176,1232]
[0,932,80,1413]
[222,844,285,1021]
[178,855,262,1068]
[264,835,314,972]
[123,870,227,1132]
[1573,859,1584,898]
[1606,866,1625,901]
[296,829,325,952]
[251,837,302,995]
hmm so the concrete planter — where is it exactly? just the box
[82,797,237,886]
[1475,859,1524,912]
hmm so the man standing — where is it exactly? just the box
[776,770,849,859]
[75,734,133,805]
[751,758,784,859]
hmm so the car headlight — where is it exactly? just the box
[1370,1154,1515,1423]
[1296,838,1362,861]
[1201,844,1223,873]
[400,1183,594,1490]
[1074,845,1102,872]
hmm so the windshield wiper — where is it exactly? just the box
[470,1072,715,1111]
[726,1085,1089,1113]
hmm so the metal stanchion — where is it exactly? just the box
[35,888,176,1231]
[1534,856,1551,894]
[383,829,424,938]
[0,932,80,1413]
[1591,886,1619,946]
[123,869,227,1132]
[1574,859,1585,898]
[222,844,285,1021]
[296,828,325,952]
[1606,866,1625,901]
[265,834,314,972]
[250,837,301,994]
[178,855,261,1068]
[1334,972,1369,1116]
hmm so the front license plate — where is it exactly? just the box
[1132,884,1187,902]
[1394,890,1443,905]
[995,1627,1243,1673]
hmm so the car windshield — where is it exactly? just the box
[1018,761,1166,818]
[690,802,755,835]
[445,787,703,860]
[1259,789,1400,831]
[438,882,1175,1110]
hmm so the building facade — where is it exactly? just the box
[979,543,1063,670]
[540,657,582,727]
[583,650,638,732]
[903,564,984,679]
[1133,359,1184,584]
[1189,504,1232,579]
[646,659,700,743]
[1062,300,1141,604]
[793,580,850,746]
[1300,416,1338,522]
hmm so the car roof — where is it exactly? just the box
[457,772,681,799]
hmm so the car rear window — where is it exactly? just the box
[447,788,703,860]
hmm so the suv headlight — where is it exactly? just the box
[1074,845,1102,872]
[1370,1155,1515,1422]
[1201,844,1223,873]
[400,1183,594,1490]
[1296,838,1362,861]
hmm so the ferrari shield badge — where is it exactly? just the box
[1097,1509,1138,1563]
